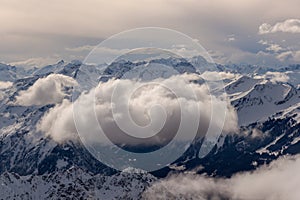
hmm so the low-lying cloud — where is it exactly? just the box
[201,71,238,81]
[143,155,300,200]
[37,74,238,145]
[37,99,76,141]
[254,71,290,83]
[15,74,77,106]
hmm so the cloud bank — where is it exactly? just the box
[255,71,290,83]
[143,155,300,200]
[201,71,238,81]
[259,19,300,34]
[15,74,77,106]
[37,74,238,145]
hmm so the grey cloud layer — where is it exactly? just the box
[0,0,299,67]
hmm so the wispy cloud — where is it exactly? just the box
[65,45,97,52]
[276,50,300,62]
[258,40,285,53]
[254,71,290,83]
[257,40,300,63]
[9,56,62,68]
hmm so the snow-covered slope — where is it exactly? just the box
[1,58,300,199]
[100,57,197,82]
[0,63,28,81]
[225,75,262,96]
[230,80,299,125]
[0,167,156,199]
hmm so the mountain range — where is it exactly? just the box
[0,56,299,199]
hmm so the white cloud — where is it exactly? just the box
[259,23,274,34]
[0,81,13,89]
[0,81,13,101]
[258,39,269,45]
[201,71,238,81]
[257,40,300,63]
[255,71,290,83]
[265,71,290,82]
[37,74,238,144]
[258,40,285,53]
[259,19,300,34]
[266,44,284,53]
[15,74,77,106]
[143,155,300,200]
[227,35,236,42]
[228,37,235,41]
[37,99,77,142]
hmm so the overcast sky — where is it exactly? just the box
[0,0,299,67]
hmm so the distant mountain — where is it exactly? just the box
[226,76,300,125]
[0,57,300,199]
[0,167,155,199]
[0,63,28,81]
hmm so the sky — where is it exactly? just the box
[0,0,299,67]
